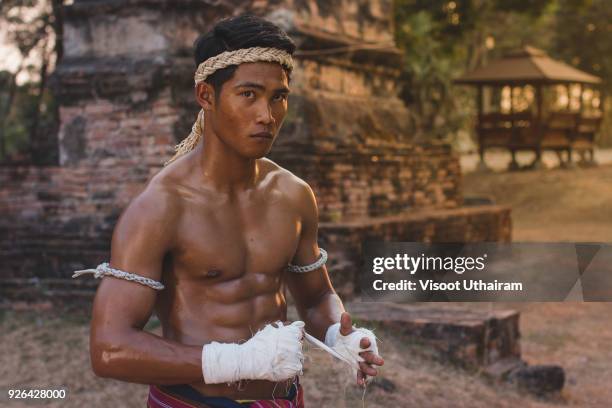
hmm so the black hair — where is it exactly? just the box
[194,14,296,97]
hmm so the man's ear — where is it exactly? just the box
[195,82,215,110]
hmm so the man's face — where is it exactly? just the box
[208,62,290,159]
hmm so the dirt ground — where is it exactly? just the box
[2,154,612,407]
[462,149,612,242]
[0,306,566,408]
[460,153,612,408]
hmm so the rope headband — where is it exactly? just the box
[164,46,294,166]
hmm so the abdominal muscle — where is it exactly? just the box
[157,280,295,400]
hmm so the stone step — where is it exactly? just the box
[347,302,521,369]
[482,356,526,378]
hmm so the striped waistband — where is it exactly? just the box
[147,378,303,408]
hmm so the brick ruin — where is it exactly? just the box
[0,0,511,297]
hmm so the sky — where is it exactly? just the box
[0,1,62,85]
[0,27,26,75]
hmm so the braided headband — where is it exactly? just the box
[164,47,294,166]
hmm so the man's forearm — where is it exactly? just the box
[299,291,345,341]
[91,329,203,385]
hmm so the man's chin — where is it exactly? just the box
[243,146,274,160]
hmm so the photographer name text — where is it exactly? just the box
[371,254,523,292]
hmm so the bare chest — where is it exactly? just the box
[171,193,301,282]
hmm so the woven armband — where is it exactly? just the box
[287,248,328,273]
[72,262,165,290]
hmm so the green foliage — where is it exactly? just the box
[394,6,474,142]
[1,78,38,158]
[550,0,612,145]
[551,0,611,90]
[0,0,62,163]
[394,0,556,150]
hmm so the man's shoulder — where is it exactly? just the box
[261,159,317,214]
[121,169,182,226]
[261,158,313,197]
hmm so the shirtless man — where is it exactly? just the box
[85,14,383,407]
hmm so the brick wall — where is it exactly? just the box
[0,0,512,287]
[320,205,512,297]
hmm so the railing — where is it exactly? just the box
[477,111,602,151]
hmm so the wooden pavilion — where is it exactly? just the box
[455,46,603,170]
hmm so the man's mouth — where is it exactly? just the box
[251,131,273,139]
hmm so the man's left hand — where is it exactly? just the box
[338,312,384,386]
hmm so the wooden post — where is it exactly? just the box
[576,83,585,163]
[535,84,543,165]
[477,85,484,165]
[536,85,543,125]
[509,85,519,170]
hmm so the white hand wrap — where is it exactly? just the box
[202,321,305,384]
[325,322,379,379]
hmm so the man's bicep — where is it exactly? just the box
[287,182,334,305]
[290,182,320,265]
[109,190,174,282]
[94,188,176,329]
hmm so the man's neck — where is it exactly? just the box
[193,135,260,194]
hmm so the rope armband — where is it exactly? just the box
[287,248,328,273]
[72,262,165,290]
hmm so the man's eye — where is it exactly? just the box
[273,94,288,102]
[241,91,255,98]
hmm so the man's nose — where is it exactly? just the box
[256,100,274,125]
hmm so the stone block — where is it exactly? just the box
[348,302,521,368]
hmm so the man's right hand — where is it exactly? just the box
[202,321,305,384]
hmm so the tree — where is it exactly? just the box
[393,0,552,147]
[551,0,612,145]
[0,0,64,163]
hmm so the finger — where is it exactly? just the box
[359,351,384,366]
[359,361,378,377]
[357,369,366,387]
[339,312,353,336]
[360,337,371,349]
[360,352,384,366]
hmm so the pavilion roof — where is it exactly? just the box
[455,46,601,85]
